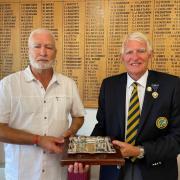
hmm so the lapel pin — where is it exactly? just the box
[147,86,152,92]
[152,91,158,98]
[151,83,159,99]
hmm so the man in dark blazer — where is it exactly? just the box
[91,32,180,180]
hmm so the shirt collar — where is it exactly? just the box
[52,72,60,85]
[23,65,60,85]
[127,70,149,88]
[23,66,36,82]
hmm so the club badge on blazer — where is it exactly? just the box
[146,83,159,99]
[156,117,168,129]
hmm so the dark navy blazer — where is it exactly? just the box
[92,70,180,180]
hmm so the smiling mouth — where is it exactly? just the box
[37,59,48,62]
[131,63,141,66]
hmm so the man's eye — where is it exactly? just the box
[34,46,40,48]
[125,50,133,55]
[46,46,53,49]
[137,49,146,53]
[32,45,41,48]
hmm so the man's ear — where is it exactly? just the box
[120,54,124,63]
[148,50,153,59]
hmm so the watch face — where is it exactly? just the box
[137,146,144,159]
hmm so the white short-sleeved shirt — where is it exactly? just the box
[0,66,84,180]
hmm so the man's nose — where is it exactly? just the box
[131,51,139,60]
[40,47,47,56]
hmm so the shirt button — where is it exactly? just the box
[43,151,46,154]
[44,100,46,103]
[44,117,47,119]
[42,169,45,173]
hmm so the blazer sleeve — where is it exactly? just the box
[91,79,107,136]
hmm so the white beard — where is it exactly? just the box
[29,55,55,70]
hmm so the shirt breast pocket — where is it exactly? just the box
[54,96,72,114]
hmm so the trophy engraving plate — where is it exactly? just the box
[68,136,116,154]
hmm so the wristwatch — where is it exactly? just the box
[137,146,145,159]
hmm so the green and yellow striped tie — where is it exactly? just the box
[126,82,140,161]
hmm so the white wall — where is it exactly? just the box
[78,108,97,136]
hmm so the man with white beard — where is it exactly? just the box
[0,28,85,180]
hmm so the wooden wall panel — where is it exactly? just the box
[0,0,179,107]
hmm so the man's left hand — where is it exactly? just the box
[112,140,140,158]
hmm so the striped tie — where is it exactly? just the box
[126,82,140,148]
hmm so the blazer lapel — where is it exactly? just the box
[116,74,127,140]
[137,71,158,134]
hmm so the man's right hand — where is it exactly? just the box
[38,135,65,154]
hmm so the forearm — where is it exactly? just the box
[63,117,84,137]
[0,123,65,153]
[0,123,36,145]
[69,116,84,134]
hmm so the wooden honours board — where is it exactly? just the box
[0,0,180,107]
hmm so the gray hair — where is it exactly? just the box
[121,32,152,54]
[28,28,56,48]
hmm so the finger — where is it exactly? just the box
[84,165,90,173]
[51,138,64,148]
[112,140,124,147]
[49,147,62,154]
[55,138,64,144]
[63,129,73,138]
[78,163,84,173]
[62,131,70,138]
[58,136,65,141]
[68,165,74,173]
[50,143,64,154]
[74,162,79,173]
